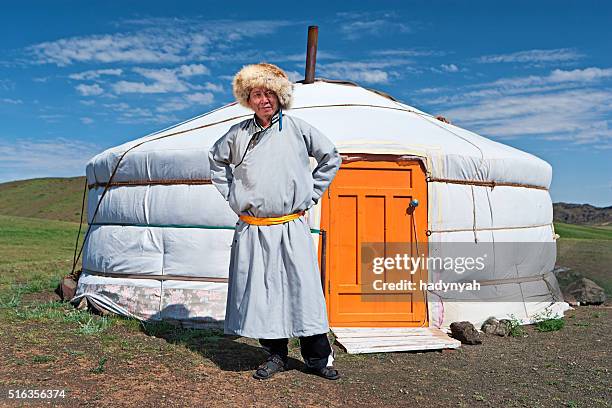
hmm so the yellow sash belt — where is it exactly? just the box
[239,210,305,226]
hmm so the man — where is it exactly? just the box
[208,63,342,380]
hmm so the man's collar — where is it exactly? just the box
[253,109,281,131]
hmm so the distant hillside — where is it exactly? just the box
[0,177,87,223]
[553,202,612,226]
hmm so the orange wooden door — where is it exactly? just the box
[319,159,428,327]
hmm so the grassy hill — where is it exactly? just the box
[0,177,87,223]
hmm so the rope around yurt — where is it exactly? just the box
[69,178,88,280]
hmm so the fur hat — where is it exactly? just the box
[232,63,293,110]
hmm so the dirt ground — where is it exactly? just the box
[0,291,610,408]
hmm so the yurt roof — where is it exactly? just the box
[87,80,552,189]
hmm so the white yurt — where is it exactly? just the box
[73,78,569,331]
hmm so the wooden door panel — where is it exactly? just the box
[334,193,357,286]
[320,160,428,327]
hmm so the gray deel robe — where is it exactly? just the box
[208,110,342,339]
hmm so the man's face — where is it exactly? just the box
[248,87,279,118]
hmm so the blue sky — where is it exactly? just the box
[0,0,610,206]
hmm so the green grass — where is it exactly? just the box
[531,309,566,332]
[507,315,526,337]
[0,177,87,223]
[31,354,56,364]
[554,222,612,240]
[535,319,565,332]
[77,316,113,335]
[7,298,115,334]
[0,214,84,293]
[0,214,102,340]
[91,356,108,374]
[554,222,612,296]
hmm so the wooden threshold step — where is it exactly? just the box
[331,327,461,354]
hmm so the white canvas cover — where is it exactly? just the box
[74,80,569,329]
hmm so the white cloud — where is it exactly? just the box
[176,64,209,77]
[76,83,104,96]
[318,60,415,84]
[197,82,224,93]
[135,64,209,80]
[443,89,611,124]
[547,67,612,82]
[477,48,584,64]
[0,79,14,90]
[110,64,211,94]
[29,33,183,66]
[446,95,612,148]
[487,67,612,89]
[80,117,94,124]
[424,67,612,105]
[26,18,292,66]
[155,100,189,113]
[414,87,448,94]
[69,68,123,80]
[0,137,102,182]
[112,76,182,94]
[440,64,459,73]
[349,70,389,83]
[156,92,215,112]
[285,70,302,83]
[320,64,389,83]
[276,50,340,62]
[370,49,447,57]
[103,102,178,124]
[1,98,23,104]
[103,102,130,111]
[112,80,184,94]
[341,20,411,40]
[38,114,64,123]
[422,67,612,148]
[336,11,413,40]
[133,67,182,82]
[186,92,214,104]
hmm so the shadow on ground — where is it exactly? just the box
[139,304,304,373]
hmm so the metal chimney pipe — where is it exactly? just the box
[304,26,318,84]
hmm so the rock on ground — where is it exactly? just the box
[450,321,482,345]
[563,278,606,305]
[481,317,511,336]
